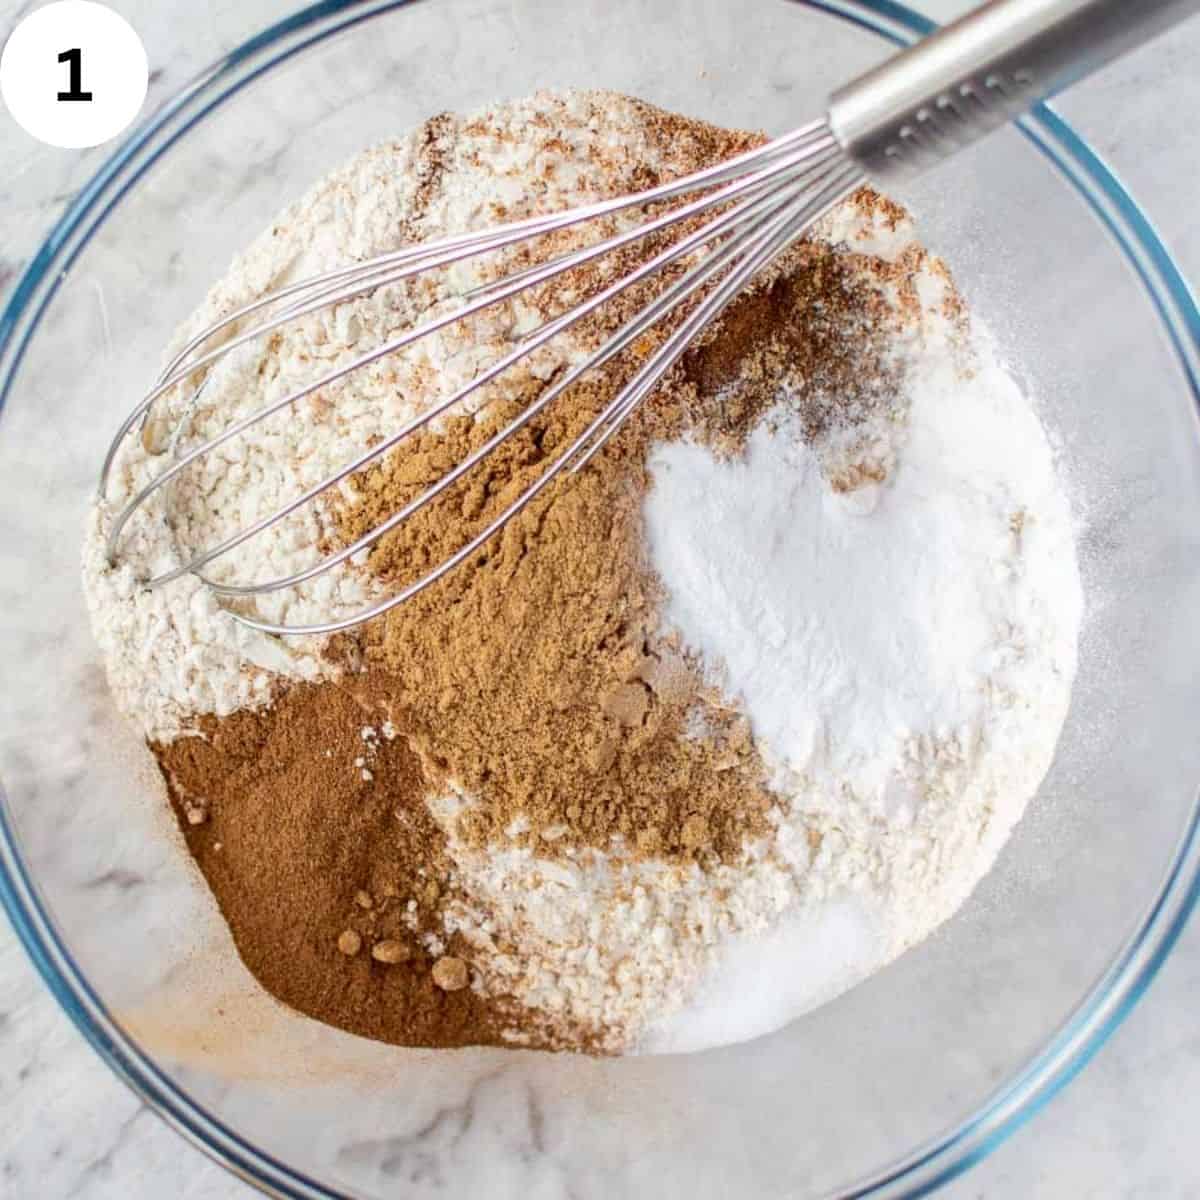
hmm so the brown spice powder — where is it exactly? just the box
[333,239,898,866]
[155,680,593,1050]
[336,384,775,863]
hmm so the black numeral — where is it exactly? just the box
[57,48,92,102]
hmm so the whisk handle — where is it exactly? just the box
[828,0,1200,183]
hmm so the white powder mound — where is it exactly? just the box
[646,339,1081,804]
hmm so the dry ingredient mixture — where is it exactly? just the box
[83,90,1083,1055]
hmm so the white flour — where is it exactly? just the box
[82,90,1083,1055]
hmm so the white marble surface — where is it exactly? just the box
[1,0,1199,1196]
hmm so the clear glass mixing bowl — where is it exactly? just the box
[2,1,1199,1196]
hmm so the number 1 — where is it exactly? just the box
[57,48,92,102]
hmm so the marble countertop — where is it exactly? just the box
[2,0,1199,1196]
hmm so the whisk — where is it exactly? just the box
[99,0,1198,635]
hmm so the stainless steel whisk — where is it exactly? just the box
[99,0,1198,635]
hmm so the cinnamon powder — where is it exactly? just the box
[155,681,583,1048]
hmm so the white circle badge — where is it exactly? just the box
[1,1,148,149]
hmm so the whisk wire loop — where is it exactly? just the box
[99,120,863,633]
[102,130,842,570]
[231,163,863,636]
[197,174,818,599]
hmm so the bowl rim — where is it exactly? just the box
[1,1,1199,1197]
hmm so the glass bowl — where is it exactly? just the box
[2,1,1199,1197]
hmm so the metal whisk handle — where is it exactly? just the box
[829,0,1200,182]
